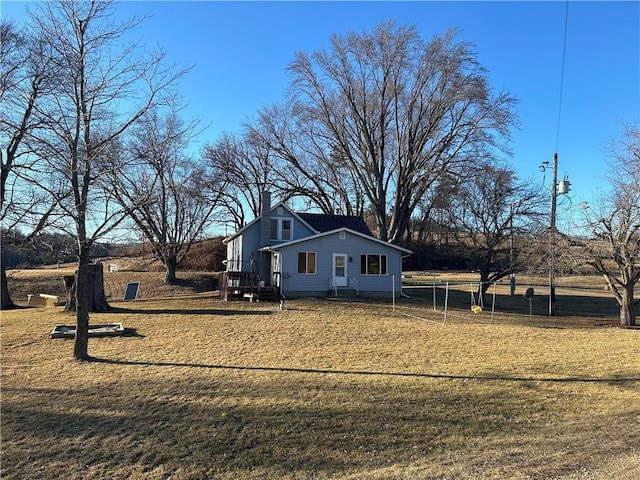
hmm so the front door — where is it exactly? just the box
[332,253,348,287]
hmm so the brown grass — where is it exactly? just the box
[1,268,639,479]
[6,262,217,305]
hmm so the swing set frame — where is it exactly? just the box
[394,280,498,324]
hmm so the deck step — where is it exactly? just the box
[242,288,278,302]
[331,287,358,297]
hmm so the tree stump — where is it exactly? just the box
[64,262,110,312]
[1,256,16,310]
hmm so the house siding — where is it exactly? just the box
[244,222,263,270]
[276,231,406,297]
[225,206,317,277]
[268,207,315,243]
[226,236,242,271]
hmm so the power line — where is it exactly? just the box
[555,0,570,153]
[550,1,570,316]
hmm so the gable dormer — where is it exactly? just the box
[269,205,293,242]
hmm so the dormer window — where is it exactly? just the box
[281,219,291,240]
[270,217,293,241]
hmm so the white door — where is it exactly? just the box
[332,253,348,287]
[271,253,280,287]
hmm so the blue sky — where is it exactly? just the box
[2,1,639,215]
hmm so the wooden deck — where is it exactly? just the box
[218,271,279,301]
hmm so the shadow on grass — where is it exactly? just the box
[3,304,32,310]
[122,327,145,338]
[107,306,273,316]
[4,365,639,480]
[89,357,640,385]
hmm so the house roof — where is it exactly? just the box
[296,213,373,236]
[260,227,413,256]
[222,203,373,244]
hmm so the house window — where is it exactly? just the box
[282,219,291,240]
[270,218,293,241]
[360,254,387,275]
[297,252,316,274]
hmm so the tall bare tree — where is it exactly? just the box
[0,20,57,309]
[24,0,186,360]
[111,105,226,283]
[272,22,517,242]
[576,123,640,326]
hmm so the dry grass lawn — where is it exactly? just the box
[1,267,639,479]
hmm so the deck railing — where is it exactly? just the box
[219,271,279,301]
[350,276,359,295]
[219,271,258,301]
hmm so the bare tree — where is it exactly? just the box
[277,22,517,242]
[24,0,186,360]
[202,130,276,230]
[444,162,546,298]
[576,123,640,326]
[246,103,367,216]
[411,174,463,248]
[0,20,61,309]
[111,105,226,283]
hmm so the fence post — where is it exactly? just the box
[490,282,496,323]
[444,282,449,323]
[433,280,437,311]
[392,274,396,311]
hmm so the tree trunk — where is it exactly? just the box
[477,264,490,306]
[619,285,637,327]
[63,275,75,307]
[65,262,110,313]
[164,255,177,284]
[73,252,91,361]
[1,255,16,310]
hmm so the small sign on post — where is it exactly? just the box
[524,287,534,319]
[124,282,140,301]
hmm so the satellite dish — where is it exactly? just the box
[524,287,534,299]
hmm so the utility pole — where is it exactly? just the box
[510,203,516,296]
[549,153,559,316]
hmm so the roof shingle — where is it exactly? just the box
[297,213,372,236]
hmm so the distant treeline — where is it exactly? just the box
[1,231,128,268]
[2,229,474,272]
[1,231,228,272]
